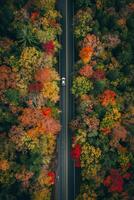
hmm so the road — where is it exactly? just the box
[55,0,76,200]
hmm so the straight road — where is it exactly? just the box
[55,0,75,200]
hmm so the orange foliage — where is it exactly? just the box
[79,65,93,78]
[82,34,100,49]
[19,108,42,127]
[38,169,55,187]
[79,47,93,64]
[27,127,40,139]
[35,66,60,83]
[100,90,116,107]
[19,108,61,135]
[0,160,10,171]
[39,116,61,135]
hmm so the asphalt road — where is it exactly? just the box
[55,1,76,200]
